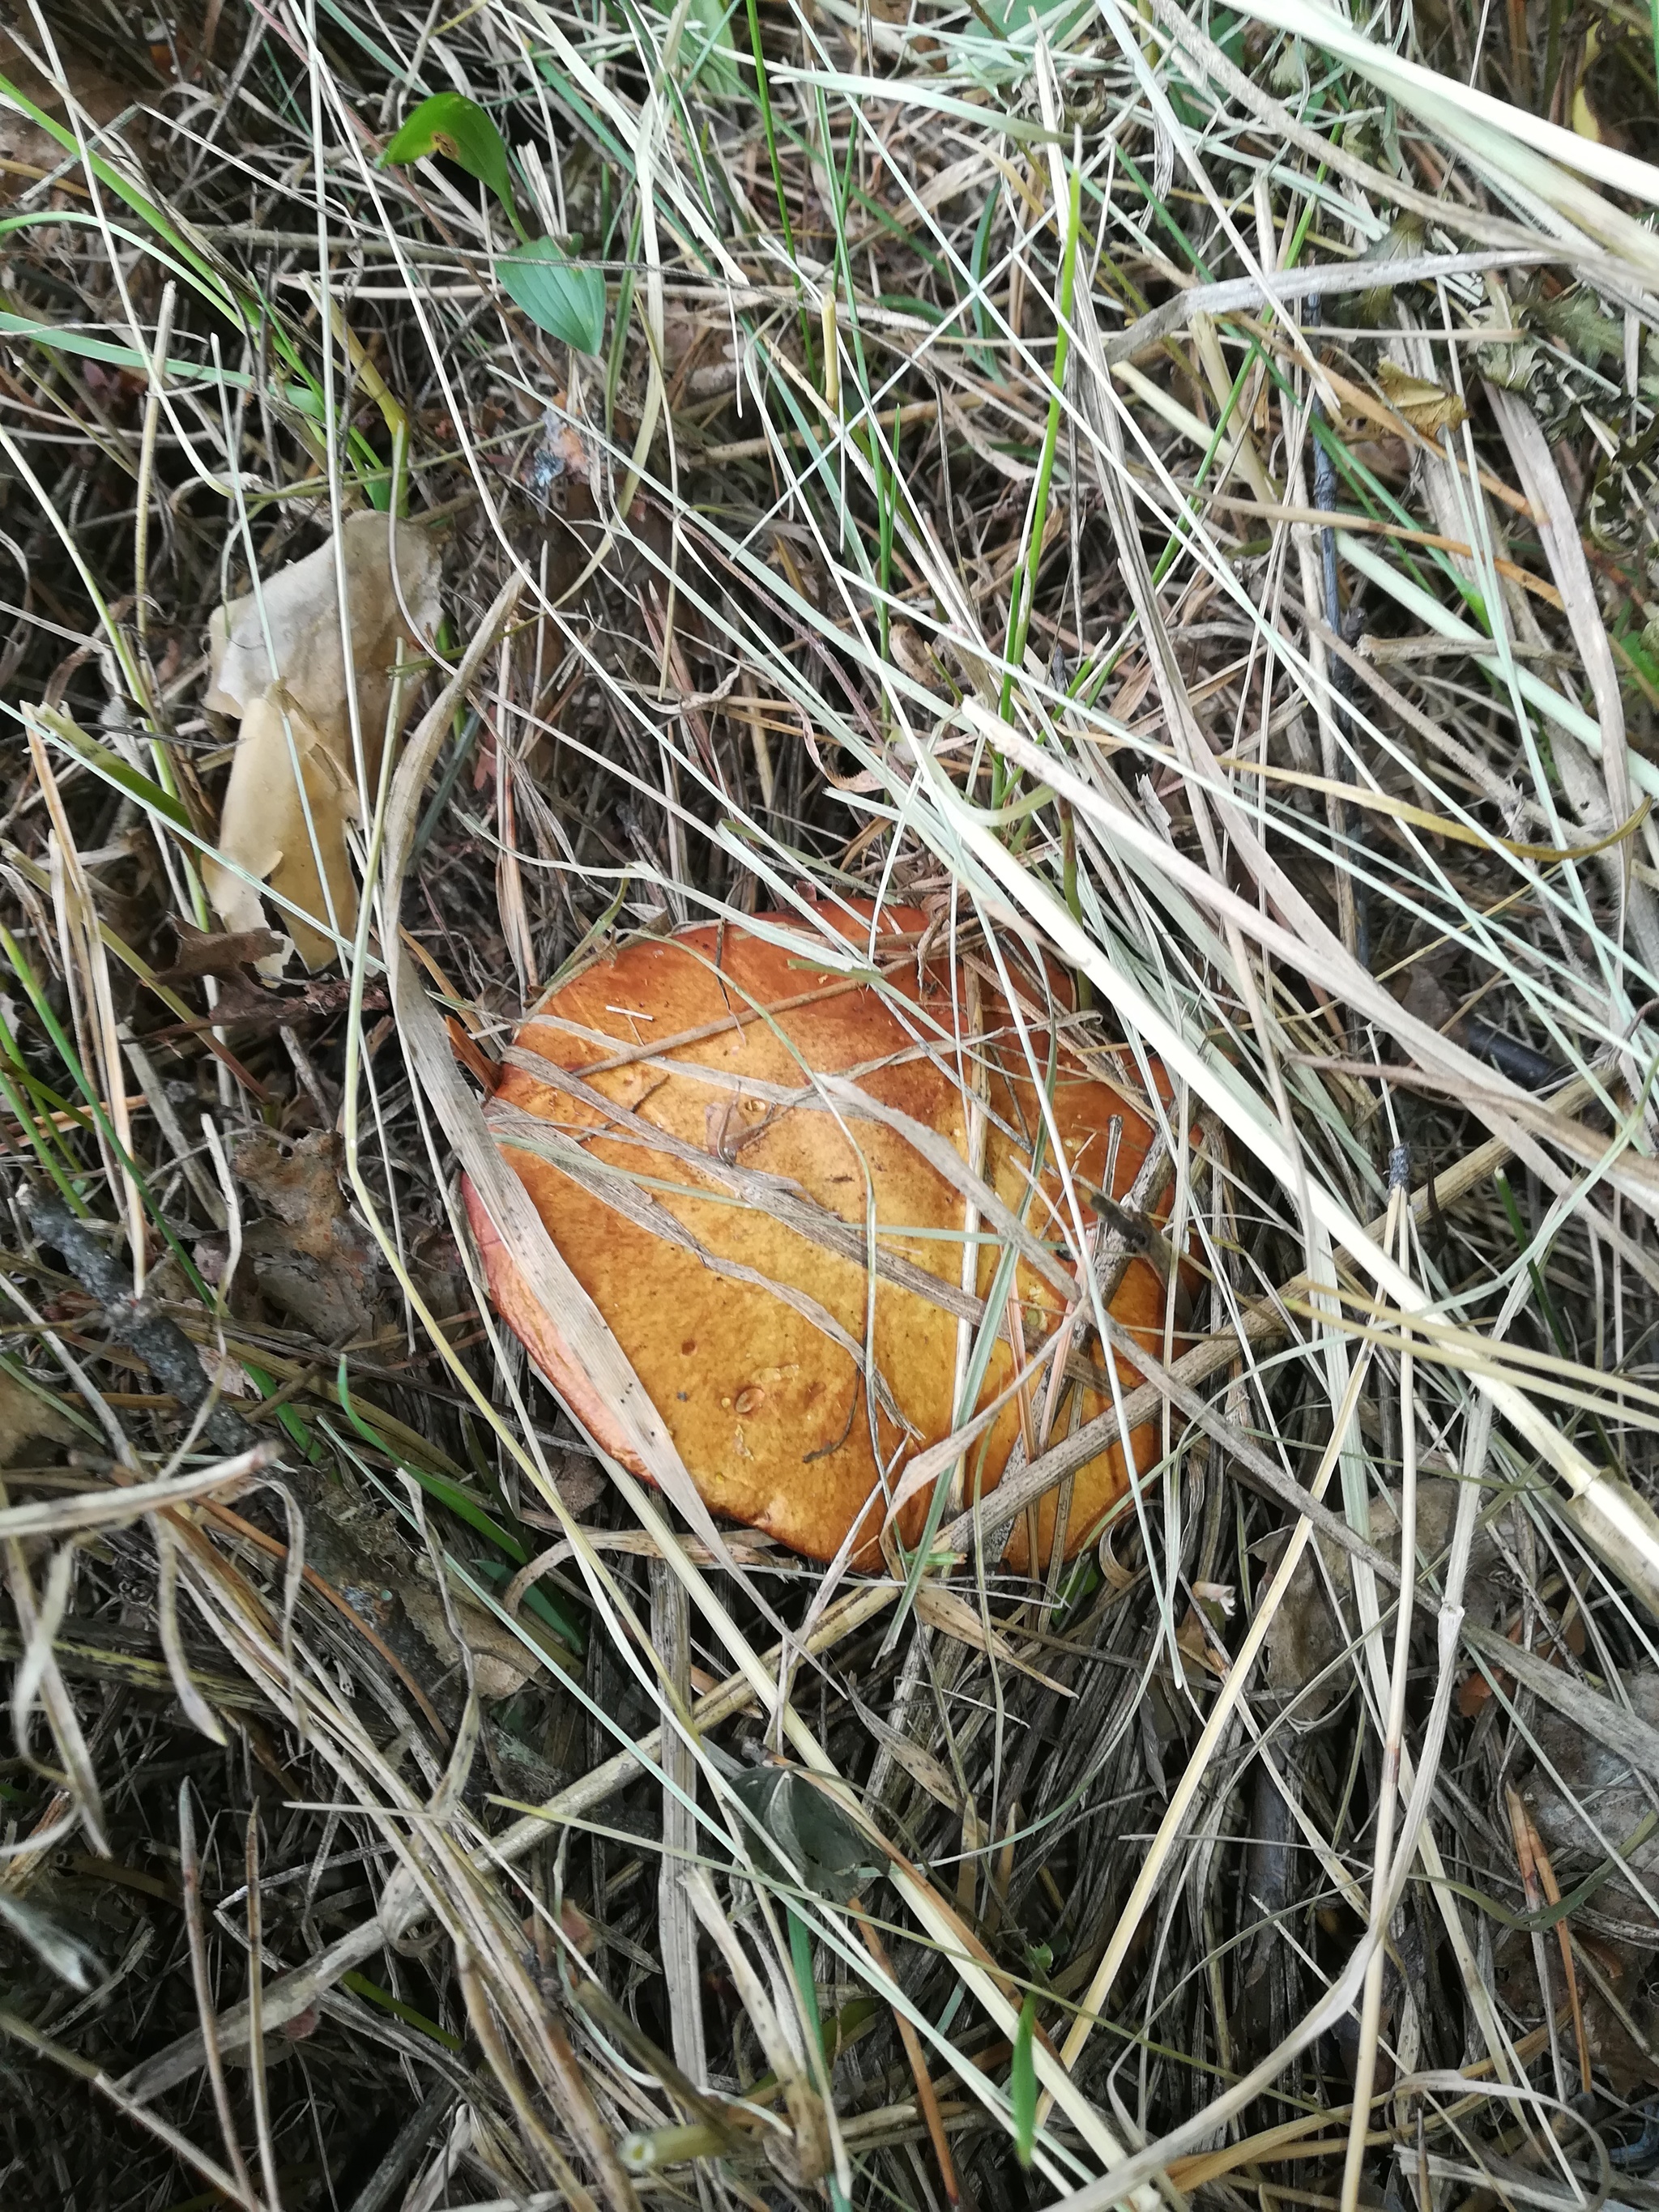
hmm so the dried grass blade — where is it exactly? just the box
[0,1447,274,1539]
[1486,386,1634,889]
[243,1812,281,2210]
[177,1782,260,2210]
[4,1535,109,1856]
[154,1519,228,1745]
[649,1561,708,2091]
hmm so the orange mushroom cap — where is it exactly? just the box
[463,907,1183,1571]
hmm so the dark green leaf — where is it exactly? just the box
[770,1775,879,1905]
[498,238,607,354]
[1011,1993,1037,2167]
[706,1749,879,1905]
[383,93,518,228]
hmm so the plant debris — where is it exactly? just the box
[204,514,440,971]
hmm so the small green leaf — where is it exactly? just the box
[498,238,607,355]
[788,1907,826,2062]
[341,1972,463,2051]
[770,1775,880,1904]
[468,1554,586,1657]
[1011,1993,1037,2168]
[383,92,518,228]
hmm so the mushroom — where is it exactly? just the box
[464,907,1182,1571]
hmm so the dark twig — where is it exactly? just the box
[21,1194,249,1454]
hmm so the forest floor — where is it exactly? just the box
[2,0,1659,2208]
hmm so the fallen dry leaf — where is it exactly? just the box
[232,1130,385,1343]
[1494,1664,1659,2092]
[195,1345,251,1400]
[914,1582,1074,1697]
[402,1582,547,1701]
[155,916,286,984]
[204,513,440,971]
[1175,1582,1235,1679]
[1376,358,1469,437]
[1262,1477,1503,1725]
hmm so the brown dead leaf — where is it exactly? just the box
[1456,1601,1585,1716]
[559,1899,597,1955]
[234,1130,354,1260]
[871,1719,963,1812]
[195,1345,251,1400]
[1175,1581,1235,1679]
[1493,1919,1657,2095]
[232,1130,384,1344]
[154,916,286,984]
[143,971,390,1042]
[1376,359,1469,437]
[204,514,440,972]
[518,1448,607,1520]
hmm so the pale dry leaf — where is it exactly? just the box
[402,1583,544,1700]
[1376,358,1469,437]
[205,514,440,971]
[861,1710,963,1812]
[1263,1478,1503,1724]
[195,1345,249,1400]
[914,1582,1074,1697]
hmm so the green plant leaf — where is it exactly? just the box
[468,1554,586,1657]
[341,1973,463,2051]
[1011,1993,1037,2167]
[498,239,606,355]
[37,709,192,833]
[334,1357,526,1557]
[383,93,518,229]
[684,0,742,96]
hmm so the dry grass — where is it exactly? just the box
[2,0,1659,2206]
